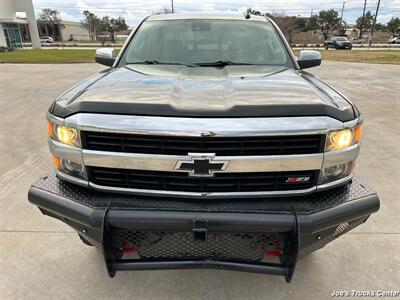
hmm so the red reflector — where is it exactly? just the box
[122,247,136,254]
[265,250,281,257]
[262,235,282,257]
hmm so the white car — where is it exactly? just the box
[388,37,400,44]
[40,36,54,43]
[351,37,363,44]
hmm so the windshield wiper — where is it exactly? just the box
[129,60,195,67]
[130,60,167,65]
[129,60,255,67]
[193,61,254,67]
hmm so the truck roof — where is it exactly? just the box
[147,13,270,23]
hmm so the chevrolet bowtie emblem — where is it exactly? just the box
[174,153,229,177]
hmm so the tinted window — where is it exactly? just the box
[120,20,292,67]
[332,37,348,41]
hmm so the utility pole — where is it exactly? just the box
[310,9,314,40]
[368,0,381,47]
[339,1,345,26]
[359,0,367,39]
[171,0,174,13]
[339,1,346,35]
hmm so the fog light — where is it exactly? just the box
[319,161,355,185]
[323,163,348,178]
[52,155,85,179]
[61,159,84,175]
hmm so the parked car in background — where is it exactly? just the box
[40,36,54,43]
[351,37,363,44]
[325,36,352,50]
[388,36,400,44]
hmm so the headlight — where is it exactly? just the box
[48,123,81,147]
[325,125,362,152]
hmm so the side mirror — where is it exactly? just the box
[297,50,321,69]
[95,48,116,67]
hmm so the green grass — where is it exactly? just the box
[1,48,399,64]
[0,49,98,63]
[293,49,400,65]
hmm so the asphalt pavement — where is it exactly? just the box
[0,62,399,300]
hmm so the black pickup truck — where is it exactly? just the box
[28,14,379,282]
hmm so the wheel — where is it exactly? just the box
[78,233,94,246]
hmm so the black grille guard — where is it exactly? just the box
[28,173,379,283]
[100,206,299,282]
[99,205,299,282]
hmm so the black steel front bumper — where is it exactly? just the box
[28,172,379,282]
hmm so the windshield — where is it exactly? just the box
[119,19,293,67]
[333,37,348,41]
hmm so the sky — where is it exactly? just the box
[32,0,400,27]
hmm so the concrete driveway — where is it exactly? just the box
[1,62,399,299]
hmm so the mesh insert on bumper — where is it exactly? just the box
[113,230,284,261]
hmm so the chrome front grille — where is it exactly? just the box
[88,167,318,193]
[83,132,323,194]
[49,114,360,197]
[82,132,324,156]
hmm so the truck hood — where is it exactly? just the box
[52,65,356,122]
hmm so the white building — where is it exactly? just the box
[0,0,40,48]
[37,20,90,42]
[60,21,91,41]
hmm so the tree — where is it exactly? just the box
[266,12,308,44]
[308,9,341,40]
[287,17,307,43]
[81,10,100,41]
[100,16,129,42]
[374,23,386,32]
[387,17,400,36]
[152,8,173,15]
[356,11,375,37]
[247,9,307,43]
[37,8,63,39]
